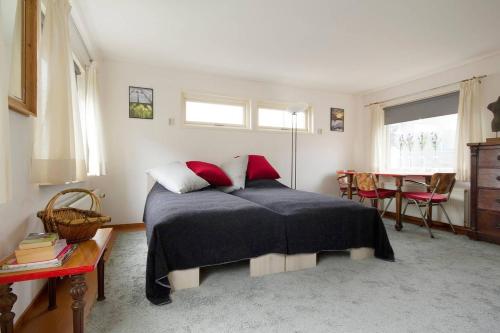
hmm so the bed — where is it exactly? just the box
[231,179,395,267]
[143,177,394,305]
[143,182,287,305]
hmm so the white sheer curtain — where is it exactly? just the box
[370,104,386,172]
[455,78,482,181]
[0,7,12,204]
[79,62,106,176]
[32,0,86,184]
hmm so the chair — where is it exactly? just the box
[402,173,457,238]
[337,171,357,198]
[355,173,396,217]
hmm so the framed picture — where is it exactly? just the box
[129,86,153,119]
[330,108,344,132]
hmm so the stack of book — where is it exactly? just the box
[0,233,77,272]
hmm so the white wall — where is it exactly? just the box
[91,60,362,224]
[0,3,94,322]
[360,52,500,226]
[5,43,499,322]
[0,111,87,322]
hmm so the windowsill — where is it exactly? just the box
[182,123,252,131]
[181,123,314,135]
[38,180,86,187]
[255,127,313,135]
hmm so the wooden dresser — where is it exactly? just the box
[468,142,500,244]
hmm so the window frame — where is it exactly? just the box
[256,101,312,133]
[383,113,458,173]
[8,0,38,117]
[182,92,251,130]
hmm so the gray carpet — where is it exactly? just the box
[87,221,500,333]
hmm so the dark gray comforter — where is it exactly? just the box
[143,183,287,305]
[232,179,394,261]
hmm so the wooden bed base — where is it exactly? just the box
[250,253,286,277]
[146,175,375,292]
[166,249,374,291]
[285,253,317,272]
[168,268,200,290]
[350,247,375,260]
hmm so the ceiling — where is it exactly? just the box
[73,0,500,93]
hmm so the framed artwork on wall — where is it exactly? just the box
[129,86,153,119]
[330,108,344,132]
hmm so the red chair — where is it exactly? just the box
[337,171,357,198]
[402,173,457,238]
[355,173,396,217]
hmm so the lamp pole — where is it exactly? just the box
[291,111,297,189]
[288,103,307,190]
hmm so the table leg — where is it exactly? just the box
[97,250,106,301]
[427,204,433,227]
[48,277,57,310]
[425,176,433,227]
[347,174,354,200]
[395,176,403,231]
[0,284,17,333]
[70,275,87,333]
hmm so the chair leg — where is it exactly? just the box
[414,200,434,238]
[380,197,393,218]
[341,192,345,198]
[439,203,456,234]
[402,200,409,217]
[359,197,364,203]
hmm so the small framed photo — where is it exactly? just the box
[330,108,344,132]
[129,86,153,119]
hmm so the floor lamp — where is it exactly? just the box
[288,104,307,190]
[290,111,297,189]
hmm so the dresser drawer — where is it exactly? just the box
[478,148,500,168]
[478,169,500,189]
[478,189,500,212]
[476,210,500,238]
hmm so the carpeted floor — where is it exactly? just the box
[87,221,500,333]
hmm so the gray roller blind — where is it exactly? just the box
[384,91,459,125]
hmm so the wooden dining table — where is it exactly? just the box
[337,170,434,231]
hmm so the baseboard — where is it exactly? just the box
[101,222,145,231]
[384,212,470,235]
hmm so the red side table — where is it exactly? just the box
[0,228,113,333]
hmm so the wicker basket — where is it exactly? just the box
[37,188,111,243]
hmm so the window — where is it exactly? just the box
[257,102,311,132]
[183,93,250,128]
[384,92,459,172]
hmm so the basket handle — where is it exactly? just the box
[43,188,102,220]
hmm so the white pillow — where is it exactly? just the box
[147,162,210,194]
[218,155,248,193]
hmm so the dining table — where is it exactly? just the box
[337,170,435,231]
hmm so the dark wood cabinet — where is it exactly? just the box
[468,142,500,245]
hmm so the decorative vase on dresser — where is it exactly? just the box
[467,142,500,245]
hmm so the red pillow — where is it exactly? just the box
[246,155,280,180]
[186,161,232,186]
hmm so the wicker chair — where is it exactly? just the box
[402,173,457,238]
[355,172,396,217]
[337,170,357,198]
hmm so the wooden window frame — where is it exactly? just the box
[256,101,312,133]
[8,0,38,117]
[182,92,251,130]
